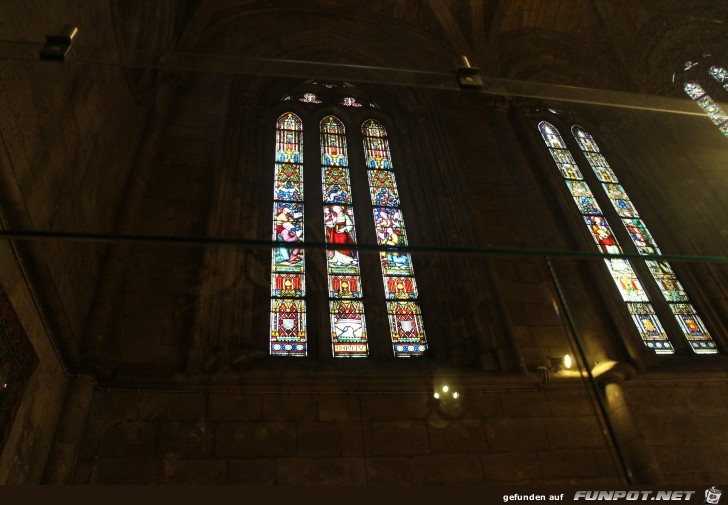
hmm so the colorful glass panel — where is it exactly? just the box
[604,183,639,217]
[363,122,392,169]
[363,119,427,356]
[604,259,649,302]
[684,82,728,137]
[384,275,418,300]
[322,166,352,204]
[341,97,363,107]
[321,116,368,357]
[329,300,368,357]
[549,148,578,169]
[670,304,718,353]
[368,170,400,207]
[270,299,307,356]
[299,92,322,104]
[645,261,688,302]
[572,125,718,354]
[627,303,672,354]
[709,65,728,93]
[538,121,673,353]
[566,180,602,215]
[270,113,307,356]
[697,95,728,124]
[387,302,427,357]
[583,153,618,183]
[709,66,728,83]
[583,215,621,254]
[684,82,705,100]
[622,218,659,255]
[274,164,303,201]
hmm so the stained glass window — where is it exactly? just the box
[341,97,363,107]
[572,126,717,354]
[299,93,322,104]
[270,113,307,356]
[320,116,369,357]
[709,65,728,91]
[538,121,673,353]
[684,81,728,137]
[363,119,427,357]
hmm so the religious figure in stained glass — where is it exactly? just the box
[570,124,718,354]
[538,121,674,353]
[363,119,427,357]
[684,81,728,137]
[324,205,358,267]
[320,116,368,357]
[270,112,307,356]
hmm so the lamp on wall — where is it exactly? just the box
[537,354,574,389]
[456,55,483,89]
[548,353,573,372]
[431,383,464,419]
[39,25,78,61]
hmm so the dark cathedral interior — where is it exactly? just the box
[0,0,727,485]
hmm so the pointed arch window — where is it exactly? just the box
[709,65,728,91]
[539,121,673,353]
[268,87,428,359]
[363,120,427,357]
[320,116,369,357]
[270,112,307,356]
[571,126,718,354]
[683,63,728,137]
[684,82,728,136]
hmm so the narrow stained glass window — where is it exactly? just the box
[684,82,728,137]
[320,116,369,357]
[270,112,307,356]
[363,119,427,357]
[572,126,718,354]
[538,121,674,353]
[709,65,728,92]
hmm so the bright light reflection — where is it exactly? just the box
[564,354,573,369]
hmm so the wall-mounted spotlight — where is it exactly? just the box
[456,55,483,89]
[548,353,572,372]
[40,25,78,61]
[537,354,574,389]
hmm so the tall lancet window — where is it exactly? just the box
[363,119,427,357]
[270,112,307,356]
[684,82,728,137]
[571,126,718,354]
[538,121,673,353]
[320,116,369,357]
[709,66,728,92]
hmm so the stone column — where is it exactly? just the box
[42,374,95,484]
[597,363,664,484]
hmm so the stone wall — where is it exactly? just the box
[74,383,620,485]
[624,381,728,483]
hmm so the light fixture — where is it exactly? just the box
[432,384,460,402]
[547,354,573,372]
[40,25,78,61]
[456,55,483,89]
[431,382,464,420]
